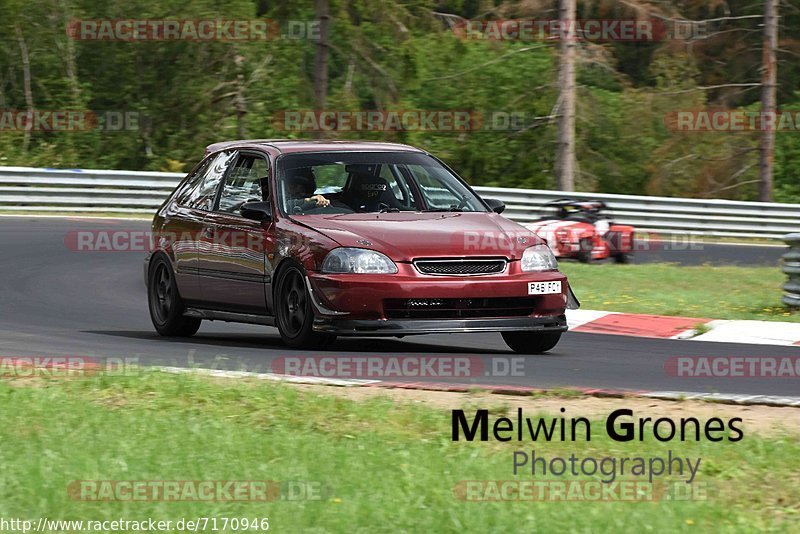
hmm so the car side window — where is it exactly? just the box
[174,158,212,205]
[184,151,237,211]
[218,153,271,214]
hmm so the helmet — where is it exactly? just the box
[286,167,316,197]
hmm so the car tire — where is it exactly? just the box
[613,252,632,264]
[275,263,337,350]
[501,331,562,354]
[147,255,201,337]
[577,238,593,264]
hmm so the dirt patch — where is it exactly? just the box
[289,383,800,437]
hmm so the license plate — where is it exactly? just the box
[527,281,562,295]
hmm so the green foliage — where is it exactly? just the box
[0,0,798,200]
[774,92,800,203]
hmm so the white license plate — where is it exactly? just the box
[527,281,562,295]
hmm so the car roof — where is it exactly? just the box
[205,139,426,156]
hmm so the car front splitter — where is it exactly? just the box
[313,315,567,336]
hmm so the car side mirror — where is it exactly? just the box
[484,198,506,214]
[240,201,273,222]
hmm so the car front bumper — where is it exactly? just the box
[306,264,573,335]
[313,314,567,336]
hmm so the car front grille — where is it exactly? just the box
[384,297,537,319]
[413,258,506,276]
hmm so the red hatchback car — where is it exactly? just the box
[144,140,579,353]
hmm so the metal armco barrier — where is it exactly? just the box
[783,233,800,308]
[1,166,799,239]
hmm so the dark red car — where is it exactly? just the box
[144,140,578,353]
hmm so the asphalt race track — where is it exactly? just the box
[0,216,795,397]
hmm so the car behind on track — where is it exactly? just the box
[526,199,635,263]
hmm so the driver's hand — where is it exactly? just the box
[307,194,330,207]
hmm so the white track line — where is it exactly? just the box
[644,391,800,407]
[565,309,615,329]
[155,366,800,407]
[158,366,381,387]
[690,320,800,346]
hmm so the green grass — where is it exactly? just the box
[560,263,799,322]
[0,372,798,532]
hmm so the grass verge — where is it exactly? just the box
[560,262,798,322]
[0,371,798,532]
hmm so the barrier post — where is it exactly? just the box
[782,233,800,308]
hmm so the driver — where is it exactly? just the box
[285,167,330,211]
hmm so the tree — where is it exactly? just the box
[314,0,330,110]
[759,0,778,202]
[555,0,576,191]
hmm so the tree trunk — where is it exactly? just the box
[314,0,330,110]
[64,25,81,105]
[555,0,576,192]
[758,0,778,202]
[15,25,34,152]
[234,52,247,138]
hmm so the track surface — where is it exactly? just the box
[630,241,784,267]
[0,217,796,397]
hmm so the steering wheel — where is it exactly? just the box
[300,198,355,215]
[451,195,470,211]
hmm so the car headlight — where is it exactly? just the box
[321,248,398,274]
[521,244,558,271]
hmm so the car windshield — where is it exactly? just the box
[276,151,487,215]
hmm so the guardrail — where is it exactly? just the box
[0,167,180,214]
[481,187,800,240]
[1,166,799,239]
[783,234,800,307]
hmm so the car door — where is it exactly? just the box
[163,150,237,303]
[197,151,275,314]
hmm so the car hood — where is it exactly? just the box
[292,212,543,262]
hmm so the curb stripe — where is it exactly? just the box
[566,309,800,346]
[572,312,711,338]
